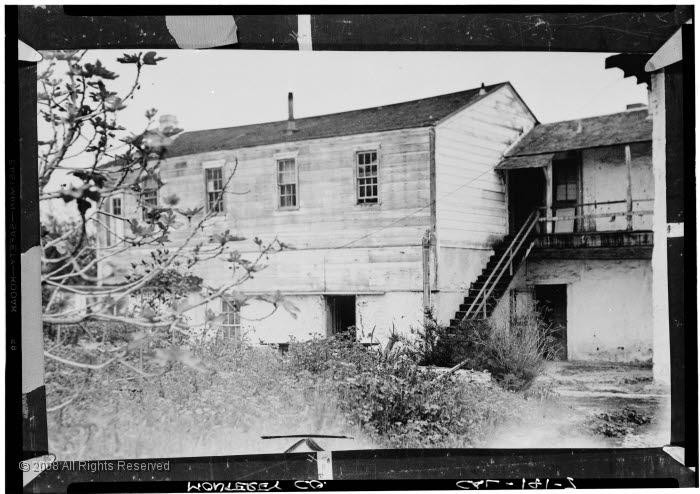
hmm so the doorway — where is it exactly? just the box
[326,295,356,339]
[507,168,546,233]
[534,284,568,360]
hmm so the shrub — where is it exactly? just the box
[470,312,558,391]
[335,352,523,447]
[417,308,557,392]
[285,335,378,378]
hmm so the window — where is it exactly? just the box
[220,297,241,340]
[141,186,158,221]
[205,167,224,213]
[106,196,122,247]
[277,158,297,208]
[111,196,122,217]
[553,158,579,205]
[356,150,378,204]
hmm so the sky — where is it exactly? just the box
[40,49,647,139]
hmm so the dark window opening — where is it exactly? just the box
[534,284,567,360]
[553,156,580,206]
[326,295,356,339]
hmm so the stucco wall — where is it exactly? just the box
[579,142,654,232]
[180,291,423,346]
[356,292,424,343]
[505,258,653,362]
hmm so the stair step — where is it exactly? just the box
[449,316,487,327]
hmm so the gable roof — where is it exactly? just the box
[504,108,652,158]
[162,83,510,159]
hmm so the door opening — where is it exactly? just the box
[326,295,357,339]
[507,168,546,233]
[534,284,568,360]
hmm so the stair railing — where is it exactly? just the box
[462,209,541,321]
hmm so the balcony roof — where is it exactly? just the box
[502,109,652,164]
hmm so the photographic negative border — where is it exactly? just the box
[6,5,697,492]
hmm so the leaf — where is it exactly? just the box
[142,51,166,65]
[76,198,92,216]
[104,95,126,111]
[281,298,301,319]
[116,53,140,64]
[140,306,157,322]
[162,194,180,206]
[82,60,118,80]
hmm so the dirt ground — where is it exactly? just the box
[480,360,671,448]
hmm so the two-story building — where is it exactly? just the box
[97,83,657,365]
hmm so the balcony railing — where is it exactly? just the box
[538,198,654,234]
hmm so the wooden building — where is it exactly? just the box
[98,82,536,344]
[98,84,656,365]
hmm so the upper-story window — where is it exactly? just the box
[106,196,122,247]
[220,297,241,340]
[277,158,298,209]
[205,166,225,213]
[140,178,158,221]
[356,150,378,204]
[553,157,579,205]
[111,196,122,217]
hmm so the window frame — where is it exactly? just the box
[203,160,226,215]
[106,195,123,247]
[354,148,380,206]
[140,181,159,221]
[275,154,299,211]
[219,296,241,341]
[552,155,580,207]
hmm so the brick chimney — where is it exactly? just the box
[286,92,297,134]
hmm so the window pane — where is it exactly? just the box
[555,185,566,201]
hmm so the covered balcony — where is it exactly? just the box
[534,199,654,259]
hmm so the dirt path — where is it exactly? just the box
[480,361,670,448]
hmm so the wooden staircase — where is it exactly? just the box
[448,210,540,329]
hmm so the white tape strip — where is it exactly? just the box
[166,16,238,49]
[21,246,45,393]
[316,451,333,480]
[667,222,684,238]
[18,40,42,62]
[297,15,313,51]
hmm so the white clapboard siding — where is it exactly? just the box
[433,85,537,290]
[102,128,432,293]
[434,84,537,248]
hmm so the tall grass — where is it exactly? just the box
[47,334,530,459]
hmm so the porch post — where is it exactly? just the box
[544,163,553,233]
[625,144,634,230]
